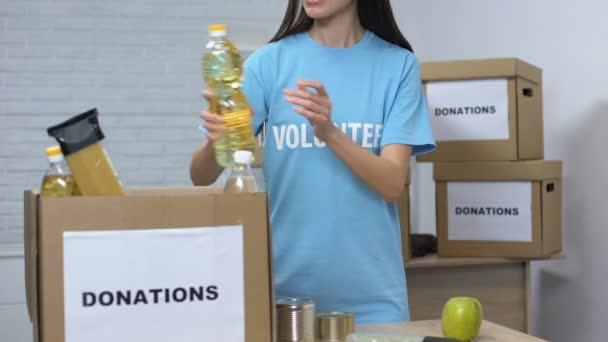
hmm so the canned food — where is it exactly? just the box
[316,311,355,342]
[276,298,316,342]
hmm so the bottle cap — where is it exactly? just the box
[233,150,253,165]
[208,24,227,37]
[45,145,64,163]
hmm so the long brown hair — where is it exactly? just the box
[269,0,413,52]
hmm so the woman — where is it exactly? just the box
[190,0,435,324]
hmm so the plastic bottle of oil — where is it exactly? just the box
[223,150,258,193]
[202,24,257,168]
[40,145,77,197]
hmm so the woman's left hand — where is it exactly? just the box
[283,79,337,142]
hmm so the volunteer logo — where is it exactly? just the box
[271,122,383,150]
[82,286,219,307]
[455,207,519,216]
[435,106,496,116]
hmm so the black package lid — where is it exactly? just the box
[47,108,105,156]
[423,337,461,342]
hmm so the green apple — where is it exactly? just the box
[441,297,483,342]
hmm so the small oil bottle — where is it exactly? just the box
[40,145,77,197]
[223,150,258,193]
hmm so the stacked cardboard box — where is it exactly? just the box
[416,58,563,258]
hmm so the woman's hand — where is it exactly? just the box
[283,79,338,142]
[199,90,224,143]
[284,80,410,202]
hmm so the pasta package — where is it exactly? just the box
[47,108,124,196]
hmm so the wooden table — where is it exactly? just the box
[356,320,548,341]
[403,254,564,333]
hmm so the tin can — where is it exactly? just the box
[276,298,316,342]
[315,311,355,342]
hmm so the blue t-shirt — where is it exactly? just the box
[239,31,435,324]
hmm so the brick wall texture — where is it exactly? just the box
[0,0,285,245]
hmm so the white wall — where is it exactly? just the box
[0,254,32,342]
[398,1,608,341]
[0,0,284,247]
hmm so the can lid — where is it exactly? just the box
[316,312,355,342]
[208,24,227,37]
[276,298,314,305]
[275,298,315,312]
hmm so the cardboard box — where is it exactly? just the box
[434,160,562,258]
[24,187,274,342]
[417,58,544,162]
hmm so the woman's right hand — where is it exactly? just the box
[200,90,224,143]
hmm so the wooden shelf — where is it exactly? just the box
[404,253,565,333]
[405,253,565,269]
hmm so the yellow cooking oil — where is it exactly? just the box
[40,145,77,197]
[202,24,257,168]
